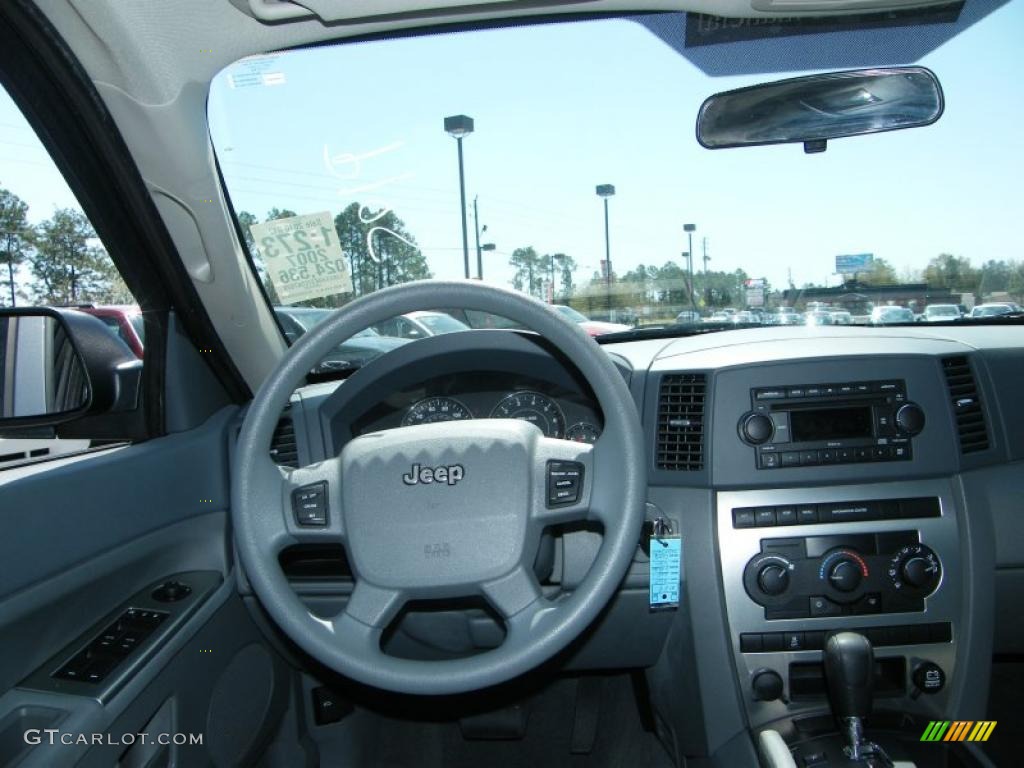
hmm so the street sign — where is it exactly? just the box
[835,253,874,275]
[746,287,765,307]
[745,278,766,288]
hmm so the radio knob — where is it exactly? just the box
[758,564,790,596]
[740,412,775,445]
[895,403,925,436]
[828,559,863,592]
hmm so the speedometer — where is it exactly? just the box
[402,397,473,426]
[490,391,566,438]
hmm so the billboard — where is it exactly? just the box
[835,253,874,275]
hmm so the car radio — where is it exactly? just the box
[737,380,925,469]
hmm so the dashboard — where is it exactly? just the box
[276,321,1023,760]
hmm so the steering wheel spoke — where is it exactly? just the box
[482,565,546,625]
[328,581,405,658]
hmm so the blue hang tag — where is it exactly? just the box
[649,535,682,609]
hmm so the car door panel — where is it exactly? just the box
[0,405,290,766]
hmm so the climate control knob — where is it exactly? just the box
[828,559,863,593]
[890,544,941,594]
[758,564,790,596]
[740,412,774,445]
[895,403,926,436]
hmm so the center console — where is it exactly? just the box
[717,480,960,730]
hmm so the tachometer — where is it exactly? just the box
[490,391,566,438]
[566,422,601,444]
[402,397,473,426]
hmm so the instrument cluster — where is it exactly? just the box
[352,372,602,443]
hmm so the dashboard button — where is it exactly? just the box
[755,508,777,527]
[755,389,787,400]
[775,507,797,526]
[787,388,806,398]
[783,632,805,651]
[819,502,874,523]
[820,450,837,464]
[547,461,583,506]
[797,506,819,524]
[740,633,763,653]
[800,450,820,466]
[852,593,882,614]
[759,452,780,469]
[907,624,931,644]
[929,623,952,643]
[292,483,328,527]
[733,508,756,528]
[809,596,843,617]
[780,451,801,467]
[762,633,785,652]
[837,448,854,463]
[804,631,826,651]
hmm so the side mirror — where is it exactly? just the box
[0,308,142,433]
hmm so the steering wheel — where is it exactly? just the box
[232,281,646,695]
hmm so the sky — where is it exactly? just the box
[3,1,1023,301]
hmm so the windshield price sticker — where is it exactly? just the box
[649,534,682,610]
[250,211,352,304]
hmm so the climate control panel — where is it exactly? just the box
[742,531,941,619]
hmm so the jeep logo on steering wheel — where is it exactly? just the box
[402,463,465,486]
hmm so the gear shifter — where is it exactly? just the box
[824,632,892,765]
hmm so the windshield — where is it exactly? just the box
[414,312,469,334]
[207,5,1023,369]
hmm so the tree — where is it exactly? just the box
[978,259,1012,297]
[1008,262,1024,302]
[28,209,115,305]
[0,187,31,306]
[509,247,544,298]
[333,203,430,301]
[923,254,980,297]
[546,253,576,300]
[859,257,898,286]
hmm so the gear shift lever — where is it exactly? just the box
[824,632,891,765]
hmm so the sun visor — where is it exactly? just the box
[633,0,1008,77]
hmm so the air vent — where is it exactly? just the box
[269,412,299,468]
[941,356,989,454]
[656,373,707,471]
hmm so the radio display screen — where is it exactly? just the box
[790,406,873,442]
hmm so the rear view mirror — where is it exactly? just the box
[697,67,943,153]
[0,308,141,431]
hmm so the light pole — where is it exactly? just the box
[473,195,494,280]
[702,236,710,306]
[684,223,697,312]
[444,114,474,279]
[596,184,615,316]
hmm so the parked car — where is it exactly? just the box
[732,310,758,324]
[674,310,702,326]
[76,304,145,358]
[870,305,915,324]
[374,310,471,339]
[968,303,1020,318]
[275,306,409,371]
[704,310,734,324]
[805,310,834,326]
[921,304,962,322]
[772,307,803,325]
[551,304,630,336]
[829,310,853,325]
